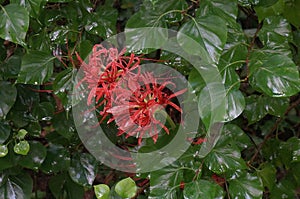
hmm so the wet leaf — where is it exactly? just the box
[13,140,30,155]
[94,184,110,199]
[0,81,17,119]
[0,4,29,46]
[183,180,224,199]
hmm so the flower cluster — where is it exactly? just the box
[77,45,186,144]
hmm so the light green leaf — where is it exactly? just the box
[13,140,30,155]
[94,184,110,199]
[16,129,28,140]
[115,177,137,198]
[0,144,8,157]
[0,4,29,46]
[17,51,55,85]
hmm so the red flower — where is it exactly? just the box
[76,45,140,122]
[107,71,186,145]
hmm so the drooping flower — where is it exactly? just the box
[107,71,187,145]
[76,44,140,122]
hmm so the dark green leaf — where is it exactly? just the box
[259,16,292,57]
[13,140,30,155]
[282,0,300,27]
[197,0,238,26]
[32,102,55,121]
[249,53,300,97]
[183,180,224,199]
[0,173,33,199]
[254,0,284,22]
[94,184,110,199]
[257,0,279,7]
[18,141,46,169]
[270,179,296,199]
[49,172,84,199]
[244,95,289,124]
[84,6,117,38]
[17,51,55,84]
[178,15,227,63]
[222,124,252,150]
[0,54,21,79]
[10,0,43,18]
[0,81,17,119]
[52,111,76,140]
[0,4,29,46]
[224,90,245,122]
[115,177,137,198]
[228,171,263,199]
[41,144,70,174]
[257,163,276,190]
[68,153,97,187]
[204,140,247,174]
[0,120,10,144]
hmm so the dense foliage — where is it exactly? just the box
[0,0,300,198]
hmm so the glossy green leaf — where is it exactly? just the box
[183,180,224,199]
[0,173,33,199]
[18,141,46,169]
[219,23,247,69]
[13,140,30,155]
[10,0,43,18]
[0,144,8,157]
[0,81,17,119]
[115,177,137,199]
[221,124,252,150]
[228,171,263,199]
[41,144,70,174]
[17,51,55,85]
[0,4,29,46]
[197,0,238,26]
[224,90,245,122]
[259,16,292,57]
[0,120,10,144]
[249,53,300,97]
[53,68,76,111]
[149,157,197,198]
[178,15,227,63]
[84,5,117,38]
[94,184,110,199]
[204,141,247,174]
[32,102,55,121]
[49,172,84,199]
[52,111,76,140]
[68,153,98,187]
[244,95,289,124]
[125,1,186,52]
